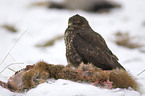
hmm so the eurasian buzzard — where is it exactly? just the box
[64,14,125,70]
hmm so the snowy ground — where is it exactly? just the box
[0,0,145,96]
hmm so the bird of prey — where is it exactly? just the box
[64,14,125,70]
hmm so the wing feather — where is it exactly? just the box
[73,29,124,70]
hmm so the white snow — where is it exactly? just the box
[0,0,145,96]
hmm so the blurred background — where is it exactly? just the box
[0,0,145,95]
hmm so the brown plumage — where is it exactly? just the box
[64,14,125,70]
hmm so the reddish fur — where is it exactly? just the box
[0,61,139,92]
[109,69,139,91]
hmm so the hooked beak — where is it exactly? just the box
[68,23,72,28]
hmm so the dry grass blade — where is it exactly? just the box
[8,68,16,72]
[137,70,145,76]
[0,63,24,74]
[0,31,27,66]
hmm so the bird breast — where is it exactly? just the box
[64,30,75,45]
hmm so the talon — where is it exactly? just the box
[92,80,100,85]
[107,79,113,85]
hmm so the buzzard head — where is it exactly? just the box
[67,14,90,30]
